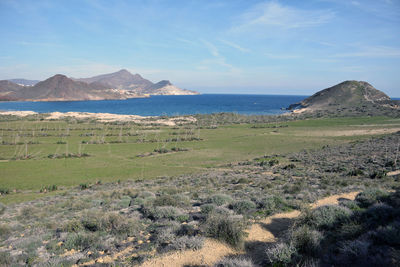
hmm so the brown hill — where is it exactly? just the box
[288,81,398,112]
[76,69,154,90]
[0,75,130,101]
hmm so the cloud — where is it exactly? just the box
[198,39,239,73]
[231,1,334,32]
[219,39,251,53]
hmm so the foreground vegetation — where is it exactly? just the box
[0,126,398,266]
[1,114,399,204]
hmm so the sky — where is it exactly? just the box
[0,0,399,96]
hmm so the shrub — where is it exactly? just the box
[64,232,100,250]
[339,199,361,211]
[0,251,11,265]
[154,195,179,207]
[0,224,11,239]
[208,194,233,206]
[154,225,178,245]
[63,219,83,232]
[230,200,256,215]
[0,188,9,195]
[355,189,388,208]
[79,183,89,190]
[176,224,198,237]
[152,206,189,222]
[0,203,6,215]
[371,221,400,246]
[203,214,246,248]
[257,195,291,215]
[81,213,101,232]
[166,236,204,251]
[214,257,255,267]
[338,239,370,259]
[200,203,217,215]
[291,225,323,256]
[266,243,296,265]
[363,203,395,227]
[302,205,352,230]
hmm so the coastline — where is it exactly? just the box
[0,110,197,125]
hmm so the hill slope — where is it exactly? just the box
[7,79,40,86]
[288,81,399,114]
[0,75,132,101]
[75,69,199,95]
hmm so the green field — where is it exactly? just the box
[1,116,399,203]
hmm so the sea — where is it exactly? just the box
[0,94,307,116]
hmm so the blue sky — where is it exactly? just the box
[0,0,399,96]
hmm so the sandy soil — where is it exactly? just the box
[135,191,359,267]
[388,170,400,176]
[297,128,400,137]
[0,111,38,116]
[0,110,197,126]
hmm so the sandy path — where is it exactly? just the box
[138,191,359,267]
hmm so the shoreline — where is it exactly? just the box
[0,110,197,125]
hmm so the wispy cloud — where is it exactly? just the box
[219,39,251,53]
[231,1,334,32]
[331,46,400,58]
[199,39,239,73]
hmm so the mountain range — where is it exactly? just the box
[0,69,199,101]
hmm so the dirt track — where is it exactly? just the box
[138,191,359,267]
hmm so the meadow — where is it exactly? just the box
[1,115,400,204]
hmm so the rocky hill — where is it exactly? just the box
[75,69,199,95]
[7,79,40,86]
[288,81,399,114]
[0,75,137,101]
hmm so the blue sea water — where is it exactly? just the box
[0,94,307,116]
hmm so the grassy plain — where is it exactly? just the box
[0,116,400,204]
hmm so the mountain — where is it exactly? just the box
[76,69,153,90]
[8,79,40,86]
[147,80,199,95]
[0,75,139,101]
[0,80,24,93]
[287,81,399,113]
[75,69,199,95]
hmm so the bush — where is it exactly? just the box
[266,243,296,265]
[355,189,388,208]
[230,200,256,215]
[208,194,233,206]
[152,206,189,222]
[291,225,323,256]
[338,239,370,259]
[0,203,6,215]
[303,205,352,230]
[154,195,179,207]
[363,203,395,227]
[0,188,9,195]
[201,203,217,215]
[64,232,100,250]
[0,251,11,265]
[166,236,204,251]
[214,257,255,267]
[0,224,11,239]
[203,214,246,248]
[371,221,400,246]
